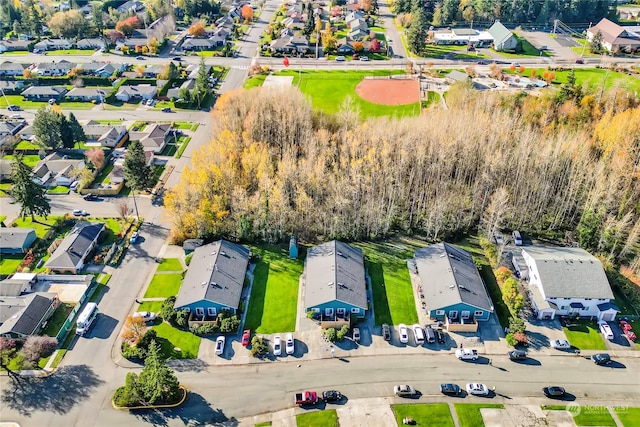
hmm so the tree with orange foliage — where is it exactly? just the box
[352,41,364,52]
[115,16,140,36]
[530,69,537,78]
[241,4,253,22]
[188,22,205,37]
[509,63,516,72]
[121,315,147,344]
[518,65,525,73]
[360,0,372,12]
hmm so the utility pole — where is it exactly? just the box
[581,22,592,57]
[552,19,557,35]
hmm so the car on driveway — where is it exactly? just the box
[550,339,571,350]
[455,348,479,360]
[382,323,391,341]
[241,329,251,346]
[136,55,145,60]
[7,105,21,111]
[132,311,157,322]
[215,336,225,355]
[161,107,172,112]
[435,328,446,343]
[359,56,369,61]
[466,383,489,396]
[440,383,461,396]
[72,209,89,217]
[398,324,409,343]
[273,335,282,356]
[598,320,614,340]
[394,384,417,397]
[353,327,360,343]
[286,332,294,354]
[619,319,637,342]
[9,114,23,119]
[591,353,611,365]
[322,390,343,402]
[542,386,566,398]
[507,350,527,361]
[83,193,98,201]
[172,56,182,61]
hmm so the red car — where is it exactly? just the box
[241,329,251,346]
[619,320,637,342]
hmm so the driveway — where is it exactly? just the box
[524,318,567,353]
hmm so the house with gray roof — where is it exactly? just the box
[413,243,493,329]
[76,38,106,50]
[0,39,31,52]
[33,60,74,76]
[304,241,367,321]
[0,80,25,93]
[21,86,68,101]
[115,85,158,102]
[34,38,72,51]
[65,87,109,102]
[45,221,105,274]
[0,61,27,76]
[129,123,171,154]
[82,123,128,148]
[77,61,117,77]
[33,152,85,187]
[174,240,250,317]
[0,228,37,255]
[0,292,59,338]
[488,20,517,51]
[521,246,618,321]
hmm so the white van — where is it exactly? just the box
[412,324,425,345]
[513,231,523,246]
[76,302,99,336]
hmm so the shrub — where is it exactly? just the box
[494,266,512,286]
[250,336,268,357]
[324,327,337,342]
[306,310,315,319]
[189,323,219,336]
[134,329,159,359]
[506,333,518,346]
[121,341,141,359]
[509,317,526,334]
[513,331,527,344]
[160,296,177,324]
[175,309,189,327]
[478,234,498,266]
[336,325,350,341]
[220,315,240,333]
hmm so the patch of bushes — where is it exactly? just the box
[121,329,158,360]
[478,234,498,267]
[336,325,350,342]
[502,277,524,315]
[324,327,337,342]
[250,336,268,357]
[189,323,219,336]
[218,309,240,333]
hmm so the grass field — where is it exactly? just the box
[614,407,640,427]
[393,403,455,427]
[253,70,421,117]
[13,215,60,237]
[144,273,183,298]
[138,301,164,313]
[295,410,339,427]
[2,154,40,168]
[47,185,70,194]
[175,136,191,159]
[563,319,607,350]
[570,38,601,58]
[46,49,96,55]
[42,302,74,337]
[157,258,183,272]
[455,403,505,427]
[552,68,640,93]
[546,405,617,426]
[355,239,420,326]
[14,140,41,150]
[0,94,95,110]
[244,244,303,333]
[152,321,201,359]
[0,255,22,276]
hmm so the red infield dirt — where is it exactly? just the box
[355,78,420,105]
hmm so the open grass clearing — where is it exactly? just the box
[244,244,303,333]
[47,185,70,194]
[157,258,183,272]
[143,273,183,298]
[2,154,40,168]
[614,407,640,427]
[14,140,41,150]
[393,403,454,427]
[152,321,201,359]
[46,49,96,55]
[550,68,640,93]
[355,239,420,326]
[0,255,23,276]
[563,319,607,350]
[296,409,339,427]
[13,215,60,238]
[138,301,164,313]
[455,403,505,427]
[545,405,617,426]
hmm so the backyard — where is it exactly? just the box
[143,273,183,298]
[563,319,607,350]
[2,154,40,168]
[0,255,23,276]
[244,244,304,333]
[12,215,60,238]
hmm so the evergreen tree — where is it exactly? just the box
[92,4,104,35]
[136,341,181,405]
[407,6,428,54]
[589,30,603,54]
[67,112,86,146]
[304,3,315,36]
[60,115,74,149]
[33,107,62,149]
[11,156,50,221]
[194,56,210,108]
[123,140,153,191]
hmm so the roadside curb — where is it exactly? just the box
[112,385,188,410]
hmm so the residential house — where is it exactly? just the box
[19,125,34,142]
[45,221,105,274]
[21,86,68,101]
[488,20,518,51]
[413,243,493,331]
[521,246,618,321]
[304,241,367,323]
[109,164,125,184]
[348,19,369,41]
[228,6,242,20]
[0,292,59,338]
[208,27,231,46]
[115,85,158,102]
[0,39,31,52]
[33,60,74,76]
[167,79,195,99]
[0,119,27,147]
[183,239,204,254]
[182,38,217,51]
[0,228,37,254]
[187,64,212,79]
[215,16,235,30]
[116,0,145,13]
[174,240,250,317]
[0,80,25,93]
[270,36,310,54]
[282,16,305,30]
[0,159,12,180]
[0,274,37,297]
[82,122,128,148]
[345,10,365,26]
[0,61,27,76]
[130,123,171,154]
[76,38,106,50]
[143,64,164,78]
[336,38,356,54]
[34,38,72,51]
[77,62,117,77]
[587,18,640,53]
[433,28,494,46]
[118,37,150,50]
[33,152,85,187]
[65,88,108,102]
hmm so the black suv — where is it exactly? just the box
[382,324,391,341]
[435,328,446,343]
[591,353,611,365]
[83,194,98,201]
[508,350,527,361]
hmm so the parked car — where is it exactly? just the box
[575,59,584,64]
[394,384,417,397]
[440,383,461,396]
[136,55,145,60]
[132,311,157,321]
[321,390,343,402]
[241,329,251,346]
[172,56,182,61]
[273,335,282,356]
[129,231,139,243]
[598,320,614,340]
[215,336,225,355]
[382,323,391,341]
[7,105,21,111]
[619,319,637,342]
[9,114,23,119]
[335,56,345,61]
[542,386,566,398]
[435,328,446,343]
[353,327,360,343]
[359,56,369,61]
[466,383,489,396]
[591,353,611,365]
[507,350,527,361]
[550,339,571,350]
[48,98,56,105]
[161,107,172,113]
[455,348,479,360]
[412,324,425,345]
[83,193,98,201]
[295,391,318,405]
[398,324,409,343]
[72,209,84,216]
[286,332,295,354]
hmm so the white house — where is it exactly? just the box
[34,38,72,51]
[521,246,618,321]
[115,85,158,102]
[586,18,640,53]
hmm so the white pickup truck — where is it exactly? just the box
[455,348,479,360]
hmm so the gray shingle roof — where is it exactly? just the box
[304,241,367,309]
[175,240,250,309]
[414,243,493,312]
[45,221,104,270]
[0,228,36,250]
[522,246,614,299]
[0,292,57,337]
[488,21,514,45]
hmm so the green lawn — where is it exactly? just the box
[296,409,339,427]
[93,163,114,185]
[355,240,420,326]
[143,273,183,298]
[563,319,607,350]
[254,422,272,427]
[422,91,441,108]
[0,94,95,110]
[549,68,640,93]
[2,154,40,168]
[393,403,455,427]
[455,403,505,427]
[494,34,552,58]
[0,255,23,276]
[614,407,640,427]
[157,258,183,272]
[270,70,420,118]
[42,302,74,337]
[47,185,70,194]
[545,405,617,426]
[13,216,60,238]
[244,244,303,333]
[46,49,96,55]
[175,136,191,159]
[14,140,41,150]
[570,39,601,58]
[244,74,267,89]
[138,301,164,313]
[152,321,201,359]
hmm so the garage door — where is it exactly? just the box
[601,312,616,321]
